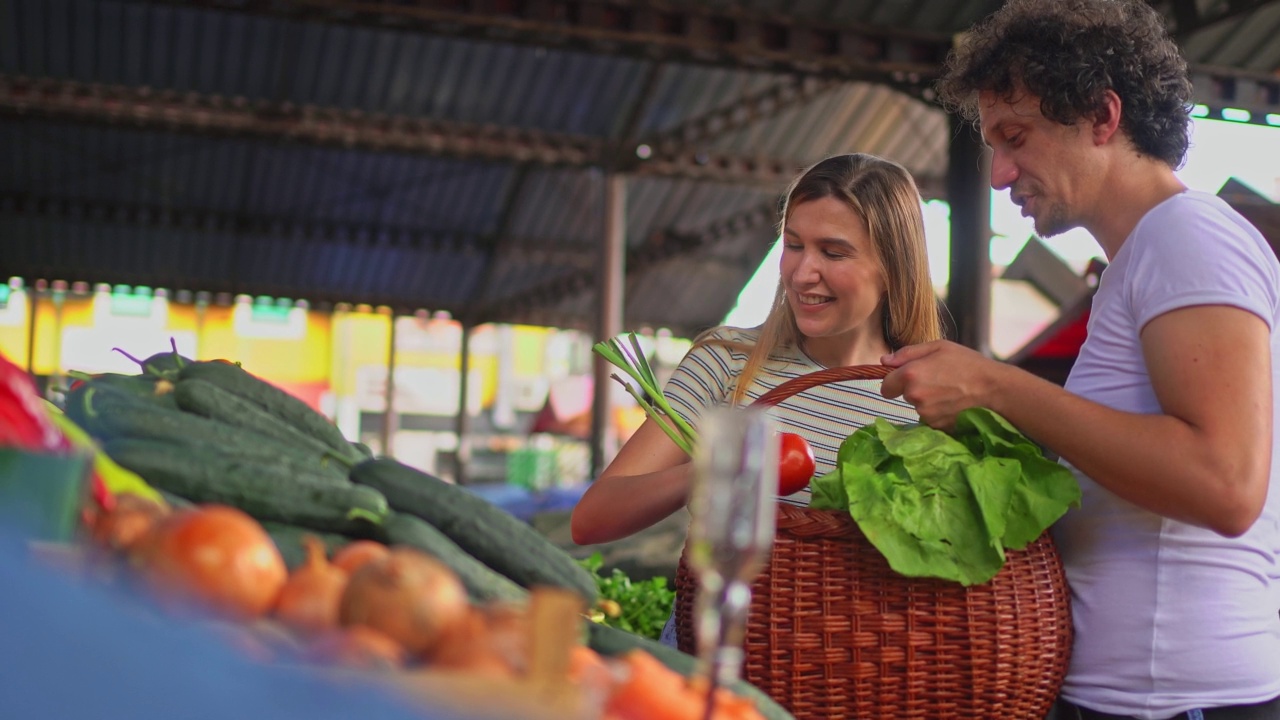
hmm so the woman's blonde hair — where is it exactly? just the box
[704,153,943,405]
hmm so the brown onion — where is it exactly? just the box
[273,534,349,635]
[426,605,518,678]
[135,504,287,620]
[90,493,169,553]
[330,540,390,575]
[338,547,469,657]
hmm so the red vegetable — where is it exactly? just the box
[0,353,70,453]
[0,352,112,511]
[777,432,816,496]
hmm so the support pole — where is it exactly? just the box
[381,313,398,456]
[946,113,993,354]
[455,322,473,486]
[50,282,66,389]
[25,284,37,375]
[591,171,626,478]
[194,292,209,359]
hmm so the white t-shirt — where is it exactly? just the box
[1053,191,1280,718]
[662,326,917,506]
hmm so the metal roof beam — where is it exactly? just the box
[634,75,841,154]
[0,193,589,267]
[0,193,480,250]
[133,0,949,89]
[0,74,823,189]
[0,75,606,165]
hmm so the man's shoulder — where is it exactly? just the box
[1134,190,1268,250]
[1147,190,1246,227]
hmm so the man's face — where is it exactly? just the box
[977,90,1098,238]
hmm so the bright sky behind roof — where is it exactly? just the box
[724,117,1280,329]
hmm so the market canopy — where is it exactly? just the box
[3,0,1279,338]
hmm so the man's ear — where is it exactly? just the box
[1091,89,1123,145]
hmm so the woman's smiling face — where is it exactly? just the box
[780,196,889,366]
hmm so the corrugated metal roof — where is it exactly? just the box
[3,0,1279,336]
[1181,2,1280,72]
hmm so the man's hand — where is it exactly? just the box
[880,340,1004,431]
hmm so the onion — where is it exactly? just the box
[273,534,349,636]
[90,493,169,553]
[305,625,407,671]
[426,605,518,678]
[479,601,530,674]
[330,539,390,575]
[136,504,287,620]
[338,547,469,658]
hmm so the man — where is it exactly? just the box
[880,1,1280,718]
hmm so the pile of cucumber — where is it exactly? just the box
[63,348,795,719]
[63,349,594,607]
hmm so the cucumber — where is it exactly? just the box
[63,383,197,443]
[65,373,178,409]
[102,438,389,534]
[585,622,794,720]
[174,378,352,468]
[139,351,193,380]
[178,361,361,462]
[113,343,193,380]
[261,522,353,571]
[375,511,528,604]
[349,458,597,602]
[66,384,345,480]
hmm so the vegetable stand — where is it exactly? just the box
[1,346,796,720]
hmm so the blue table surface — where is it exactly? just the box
[463,482,588,522]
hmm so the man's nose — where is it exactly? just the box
[989,149,1018,191]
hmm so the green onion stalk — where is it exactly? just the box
[592,333,698,456]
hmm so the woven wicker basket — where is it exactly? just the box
[673,365,1072,720]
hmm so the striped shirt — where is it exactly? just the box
[662,326,918,507]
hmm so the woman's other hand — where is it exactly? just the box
[569,419,695,546]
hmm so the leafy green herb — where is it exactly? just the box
[811,408,1080,586]
[579,552,677,641]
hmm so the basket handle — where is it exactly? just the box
[748,364,891,408]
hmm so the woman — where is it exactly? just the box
[571,152,943,546]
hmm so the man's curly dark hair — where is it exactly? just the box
[936,0,1193,168]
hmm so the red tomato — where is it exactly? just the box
[777,432,815,496]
